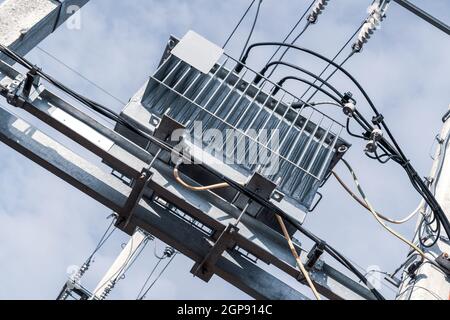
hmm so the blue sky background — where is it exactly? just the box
[0,0,449,299]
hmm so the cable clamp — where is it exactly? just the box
[372,114,384,126]
[435,134,444,145]
[365,129,383,153]
[341,91,355,104]
[424,176,434,186]
[400,159,411,169]
[341,92,356,117]
[343,102,356,117]
[6,74,26,108]
[22,66,41,98]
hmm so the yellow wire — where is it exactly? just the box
[173,166,321,300]
[173,167,230,191]
[340,160,427,261]
[275,214,321,300]
[332,171,423,225]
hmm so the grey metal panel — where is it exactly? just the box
[135,52,347,212]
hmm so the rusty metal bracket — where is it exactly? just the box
[191,224,239,282]
[117,149,162,233]
[116,167,153,233]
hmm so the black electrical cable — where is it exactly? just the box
[239,41,402,150]
[223,0,257,49]
[419,214,441,248]
[271,76,342,104]
[266,22,312,79]
[239,0,263,60]
[238,42,380,119]
[0,44,385,300]
[300,19,366,100]
[365,149,400,164]
[306,50,356,103]
[346,118,365,139]
[253,61,345,100]
[239,42,394,147]
[350,106,450,241]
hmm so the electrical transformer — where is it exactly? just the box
[117,31,349,224]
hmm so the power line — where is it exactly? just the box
[36,46,127,105]
[240,0,264,60]
[299,20,365,101]
[266,22,312,79]
[264,0,315,69]
[136,258,163,299]
[223,0,257,49]
[138,252,177,300]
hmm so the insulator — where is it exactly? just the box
[164,247,176,258]
[308,0,330,24]
[365,129,383,153]
[353,3,385,52]
[99,281,115,300]
[343,102,356,117]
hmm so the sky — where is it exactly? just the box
[0,0,449,300]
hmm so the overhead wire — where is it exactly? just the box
[305,50,356,102]
[86,214,118,263]
[138,252,178,300]
[223,0,257,49]
[332,171,423,225]
[240,0,264,60]
[298,21,363,100]
[36,46,127,105]
[136,254,165,299]
[266,22,312,79]
[338,159,427,260]
[91,232,150,299]
[237,42,450,240]
[264,0,316,68]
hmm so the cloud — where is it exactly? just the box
[0,0,448,299]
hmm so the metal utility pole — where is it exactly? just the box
[391,0,450,36]
[397,106,450,300]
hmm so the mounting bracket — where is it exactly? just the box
[191,224,238,282]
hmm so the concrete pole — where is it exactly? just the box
[0,0,90,58]
[397,105,450,300]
